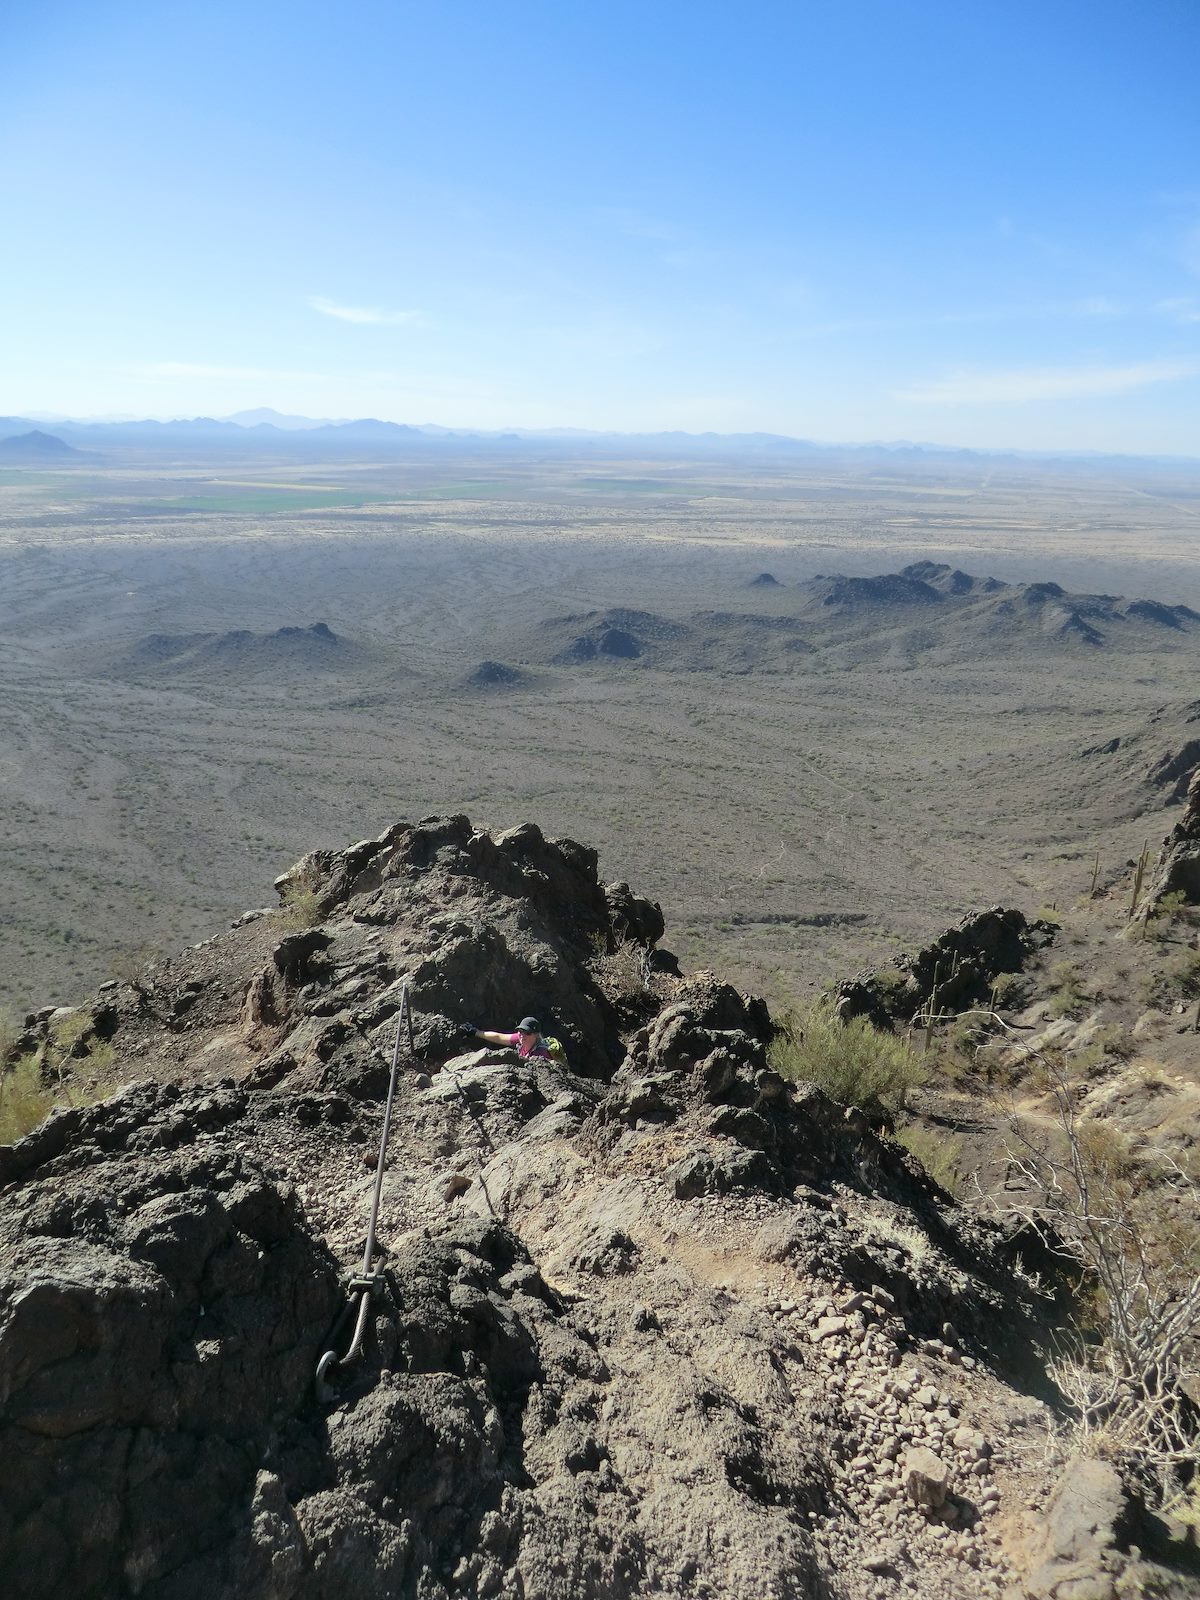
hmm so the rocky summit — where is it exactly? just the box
[1,817,1195,1599]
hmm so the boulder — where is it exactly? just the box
[904,1446,950,1509]
[1027,1455,1133,1600]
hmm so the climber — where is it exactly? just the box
[460,1015,553,1060]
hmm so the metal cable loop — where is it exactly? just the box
[315,984,412,1401]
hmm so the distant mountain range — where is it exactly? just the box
[0,410,1197,472]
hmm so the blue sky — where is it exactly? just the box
[3,0,1198,452]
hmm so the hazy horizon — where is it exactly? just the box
[6,406,1200,466]
[4,2,1198,455]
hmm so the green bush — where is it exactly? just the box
[769,999,927,1115]
[1091,1022,1136,1062]
[0,1053,53,1145]
[1047,961,1087,1019]
[1149,890,1193,930]
[50,1009,91,1055]
[278,879,324,930]
[989,971,1025,1009]
[1137,946,1200,1010]
[932,1014,989,1079]
[1161,948,1200,1000]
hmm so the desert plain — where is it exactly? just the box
[2,444,1199,1016]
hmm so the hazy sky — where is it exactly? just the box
[3,1,1198,452]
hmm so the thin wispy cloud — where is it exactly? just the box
[309,296,423,326]
[897,360,1197,406]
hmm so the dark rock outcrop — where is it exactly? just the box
[1147,738,1200,803]
[833,906,1055,1028]
[0,1083,342,1600]
[466,661,529,690]
[262,817,665,1079]
[1143,765,1200,911]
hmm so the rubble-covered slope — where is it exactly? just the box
[2,818,1193,1599]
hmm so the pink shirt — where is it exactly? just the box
[509,1031,552,1059]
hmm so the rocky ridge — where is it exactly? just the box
[2,818,1197,1599]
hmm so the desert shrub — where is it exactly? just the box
[934,1013,993,1076]
[589,934,652,1005]
[895,1120,963,1195]
[110,942,162,992]
[0,1007,18,1066]
[1004,1059,1200,1504]
[1035,905,1062,926]
[1091,1022,1136,1062]
[50,1009,91,1055]
[1148,890,1194,931]
[1160,947,1200,1000]
[278,876,324,930]
[769,1000,927,1115]
[989,971,1024,1009]
[1046,961,1086,1019]
[863,1212,934,1268]
[926,1036,967,1084]
[1161,1482,1200,1546]
[0,1052,53,1144]
[1065,1043,1109,1082]
[1075,1120,1139,1189]
[1137,947,1200,1010]
[65,1035,120,1103]
[88,1036,116,1075]
[872,967,910,998]
[25,1011,122,1112]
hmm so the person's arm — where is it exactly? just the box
[462,1025,514,1047]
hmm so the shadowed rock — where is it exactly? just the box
[833,906,1056,1028]
[466,660,529,689]
[1143,766,1200,911]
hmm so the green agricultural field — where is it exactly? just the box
[573,476,698,495]
[151,488,403,515]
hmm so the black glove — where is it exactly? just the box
[459,1022,478,1038]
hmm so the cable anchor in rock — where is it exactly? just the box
[315,983,414,1403]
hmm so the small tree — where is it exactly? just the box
[998,1049,1200,1505]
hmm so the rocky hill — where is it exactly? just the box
[497,564,1200,679]
[0,428,89,463]
[112,622,362,680]
[2,816,1199,1599]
